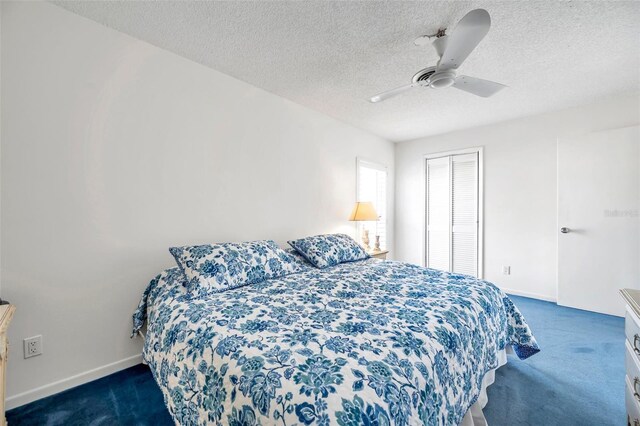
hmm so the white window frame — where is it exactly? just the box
[356,158,388,251]
[423,147,484,278]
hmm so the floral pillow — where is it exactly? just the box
[169,240,302,296]
[288,233,369,269]
[284,248,314,269]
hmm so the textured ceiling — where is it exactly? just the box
[53,1,640,142]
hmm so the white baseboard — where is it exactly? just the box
[6,353,143,410]
[502,287,557,303]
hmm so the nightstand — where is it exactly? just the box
[368,250,389,260]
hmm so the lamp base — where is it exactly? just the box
[362,229,371,251]
[373,235,381,252]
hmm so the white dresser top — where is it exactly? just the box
[621,289,640,318]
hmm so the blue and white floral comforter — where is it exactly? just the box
[132,259,539,426]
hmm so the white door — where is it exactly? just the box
[426,156,451,271]
[451,153,479,276]
[557,126,640,316]
[425,151,481,277]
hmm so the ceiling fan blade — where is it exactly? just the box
[452,75,507,97]
[369,83,421,103]
[437,9,491,71]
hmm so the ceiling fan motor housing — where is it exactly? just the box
[412,66,436,83]
[429,70,457,89]
[412,66,456,89]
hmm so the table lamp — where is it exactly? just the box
[348,201,379,251]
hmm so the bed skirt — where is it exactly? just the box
[460,347,510,426]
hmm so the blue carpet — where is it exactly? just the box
[484,295,624,426]
[6,295,624,425]
[6,364,173,426]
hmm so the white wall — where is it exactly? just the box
[0,2,394,407]
[395,94,640,301]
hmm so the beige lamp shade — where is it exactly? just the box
[348,201,379,221]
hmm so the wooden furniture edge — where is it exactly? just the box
[0,305,14,426]
[0,306,15,334]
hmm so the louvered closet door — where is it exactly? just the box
[426,157,450,271]
[426,152,479,277]
[451,153,478,276]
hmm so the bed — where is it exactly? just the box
[132,251,539,426]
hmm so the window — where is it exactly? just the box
[425,148,483,278]
[357,159,388,251]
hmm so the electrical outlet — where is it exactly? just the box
[502,266,511,275]
[24,335,43,359]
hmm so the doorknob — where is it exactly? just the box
[560,227,570,234]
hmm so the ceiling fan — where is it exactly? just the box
[369,9,506,103]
